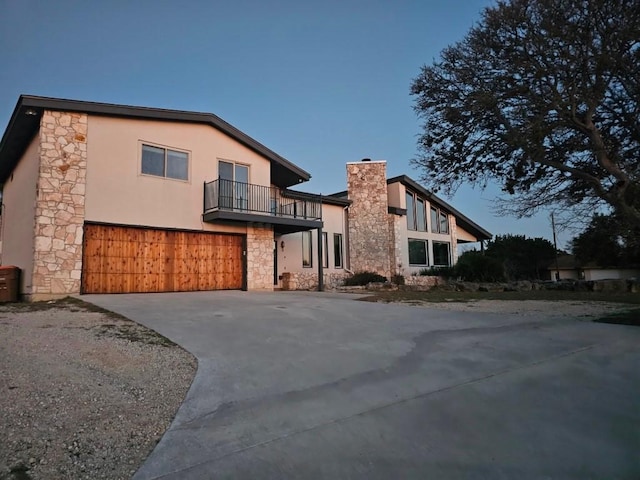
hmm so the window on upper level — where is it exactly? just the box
[406,191,427,232]
[430,206,449,234]
[141,144,189,181]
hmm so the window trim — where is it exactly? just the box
[302,231,313,268]
[406,190,428,232]
[333,233,343,269]
[432,241,451,266]
[408,238,429,266]
[322,232,329,269]
[140,142,190,182]
[430,206,449,234]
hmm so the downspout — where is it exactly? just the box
[343,204,351,273]
[317,195,324,291]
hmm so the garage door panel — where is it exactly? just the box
[82,224,244,294]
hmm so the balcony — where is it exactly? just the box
[203,179,323,234]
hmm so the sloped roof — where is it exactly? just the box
[0,95,311,188]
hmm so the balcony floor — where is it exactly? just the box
[203,209,322,234]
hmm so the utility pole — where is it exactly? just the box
[551,212,560,281]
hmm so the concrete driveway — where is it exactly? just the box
[82,291,640,479]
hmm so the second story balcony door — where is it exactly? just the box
[219,160,249,210]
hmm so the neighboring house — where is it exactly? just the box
[0,96,490,300]
[276,160,492,288]
[550,255,640,281]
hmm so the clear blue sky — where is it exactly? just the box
[0,0,570,248]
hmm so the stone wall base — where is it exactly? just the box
[404,276,443,289]
[281,272,350,291]
[22,292,76,302]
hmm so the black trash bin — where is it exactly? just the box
[0,266,20,302]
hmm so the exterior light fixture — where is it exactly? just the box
[280,241,285,251]
[24,109,38,116]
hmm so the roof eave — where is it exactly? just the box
[0,95,310,187]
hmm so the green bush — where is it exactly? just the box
[343,271,387,286]
[418,266,456,278]
[455,251,505,282]
[391,274,405,285]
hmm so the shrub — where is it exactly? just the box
[455,251,505,282]
[419,266,456,278]
[343,271,387,286]
[391,274,405,285]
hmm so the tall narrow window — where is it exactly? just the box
[416,198,426,231]
[322,232,328,268]
[333,233,343,268]
[406,192,416,230]
[302,231,312,268]
[430,206,438,233]
[142,144,188,180]
[439,211,449,234]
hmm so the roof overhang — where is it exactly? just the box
[0,95,311,187]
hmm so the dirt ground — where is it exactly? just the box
[396,298,633,318]
[0,299,196,480]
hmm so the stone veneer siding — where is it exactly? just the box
[449,215,458,265]
[346,161,391,279]
[31,111,88,300]
[281,271,349,291]
[246,225,274,290]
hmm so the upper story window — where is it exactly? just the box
[430,206,449,234]
[219,160,250,210]
[141,144,188,181]
[406,191,428,232]
[218,160,249,183]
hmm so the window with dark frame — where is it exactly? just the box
[302,231,312,268]
[407,191,428,232]
[408,239,428,266]
[430,206,449,234]
[322,232,328,268]
[333,233,343,268]
[142,144,188,180]
[433,241,451,266]
[406,192,416,230]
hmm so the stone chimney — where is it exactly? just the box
[346,160,391,279]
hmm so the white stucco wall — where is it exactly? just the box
[1,135,40,294]
[276,202,347,285]
[84,115,273,233]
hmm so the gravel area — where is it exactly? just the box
[399,299,632,317]
[0,298,197,480]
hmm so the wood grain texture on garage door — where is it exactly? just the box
[82,224,244,293]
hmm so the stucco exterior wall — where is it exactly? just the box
[276,202,347,286]
[84,115,270,233]
[584,268,640,281]
[1,135,40,295]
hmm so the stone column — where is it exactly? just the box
[246,224,274,290]
[346,160,391,279]
[449,215,458,265]
[31,111,88,300]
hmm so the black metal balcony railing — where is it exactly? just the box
[204,179,322,221]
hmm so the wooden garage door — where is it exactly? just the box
[82,224,244,294]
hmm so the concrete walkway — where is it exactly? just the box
[82,291,640,479]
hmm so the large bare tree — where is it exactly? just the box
[411,0,640,227]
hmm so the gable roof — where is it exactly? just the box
[387,175,492,241]
[0,95,311,188]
